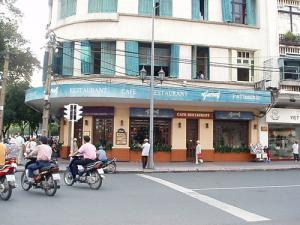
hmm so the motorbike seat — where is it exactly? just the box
[40,163,56,172]
[85,161,100,170]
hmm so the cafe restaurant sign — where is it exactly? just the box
[175,111,213,119]
[266,108,300,124]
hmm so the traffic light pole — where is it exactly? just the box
[41,43,53,137]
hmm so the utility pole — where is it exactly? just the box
[41,36,55,137]
[0,51,9,141]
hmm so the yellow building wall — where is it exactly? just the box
[199,119,214,149]
[172,118,186,149]
[83,116,93,144]
[249,118,258,145]
[113,107,130,148]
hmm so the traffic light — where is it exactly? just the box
[64,104,71,120]
[75,104,83,121]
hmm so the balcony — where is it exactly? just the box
[279,33,300,47]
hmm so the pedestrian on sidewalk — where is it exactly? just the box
[195,140,203,164]
[292,141,299,162]
[141,139,150,169]
[16,133,25,165]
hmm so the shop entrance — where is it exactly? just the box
[74,118,83,147]
[186,119,199,161]
[93,117,114,149]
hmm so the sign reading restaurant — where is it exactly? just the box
[175,111,213,119]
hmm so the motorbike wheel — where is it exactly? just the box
[63,170,74,186]
[106,161,117,174]
[88,171,102,190]
[0,178,12,201]
[21,172,31,191]
[44,175,57,196]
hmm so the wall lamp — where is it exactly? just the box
[205,123,209,128]
[178,122,181,128]
[84,120,88,126]
[120,120,124,126]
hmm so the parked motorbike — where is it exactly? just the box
[64,156,105,190]
[102,158,117,174]
[0,164,16,201]
[21,157,60,196]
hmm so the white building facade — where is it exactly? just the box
[25,0,277,161]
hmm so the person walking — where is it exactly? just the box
[15,133,25,165]
[141,139,150,169]
[292,140,299,162]
[195,140,203,164]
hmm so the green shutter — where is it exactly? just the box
[246,0,256,26]
[160,0,172,17]
[192,0,200,20]
[101,0,118,12]
[125,41,139,76]
[204,0,208,21]
[139,0,152,16]
[81,41,91,75]
[222,0,232,22]
[88,0,101,13]
[170,44,180,78]
[192,46,197,79]
[60,0,77,18]
[100,42,116,75]
[62,42,74,76]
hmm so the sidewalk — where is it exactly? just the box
[16,159,300,173]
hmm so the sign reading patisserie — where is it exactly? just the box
[175,111,213,119]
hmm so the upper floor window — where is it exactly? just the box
[191,0,208,21]
[139,0,172,17]
[279,58,300,80]
[60,0,77,19]
[237,51,254,82]
[222,0,256,26]
[88,0,118,13]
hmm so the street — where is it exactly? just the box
[2,170,300,225]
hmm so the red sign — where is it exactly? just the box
[175,111,213,119]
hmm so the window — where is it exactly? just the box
[139,0,172,17]
[214,120,249,147]
[232,0,246,24]
[60,0,77,19]
[192,46,209,80]
[280,59,300,80]
[130,118,171,146]
[192,0,208,21]
[155,1,160,16]
[237,51,254,82]
[139,43,171,77]
[93,117,114,147]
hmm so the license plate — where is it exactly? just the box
[11,163,17,168]
[52,173,60,180]
[6,175,15,182]
[97,169,104,175]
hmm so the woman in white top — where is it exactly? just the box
[195,140,203,164]
[292,141,299,161]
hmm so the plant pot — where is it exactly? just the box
[154,151,171,162]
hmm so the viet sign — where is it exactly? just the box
[116,128,127,145]
[175,111,213,119]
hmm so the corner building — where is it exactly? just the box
[25,0,277,162]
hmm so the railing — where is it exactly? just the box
[277,0,300,7]
[280,85,300,92]
[279,45,300,55]
[279,34,300,47]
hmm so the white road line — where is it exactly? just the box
[138,174,270,222]
[192,184,300,191]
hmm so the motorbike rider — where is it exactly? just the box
[26,136,52,184]
[97,145,108,163]
[0,140,7,166]
[69,135,97,180]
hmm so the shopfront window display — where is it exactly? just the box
[129,118,171,149]
[269,126,295,158]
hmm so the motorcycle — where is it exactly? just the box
[0,164,16,201]
[5,157,17,172]
[101,158,117,174]
[64,156,105,190]
[21,157,60,196]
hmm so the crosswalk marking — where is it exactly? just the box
[192,184,300,191]
[138,174,270,222]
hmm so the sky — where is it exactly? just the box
[16,0,48,87]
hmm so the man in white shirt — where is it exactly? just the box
[15,133,25,165]
[141,139,150,169]
[292,141,299,161]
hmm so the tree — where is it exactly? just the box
[3,81,42,136]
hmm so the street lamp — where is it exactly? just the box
[158,67,165,84]
[140,66,147,83]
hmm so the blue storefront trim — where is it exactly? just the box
[25,83,271,105]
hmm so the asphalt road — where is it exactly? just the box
[1,171,300,225]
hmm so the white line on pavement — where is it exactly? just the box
[138,174,270,223]
[192,184,300,191]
